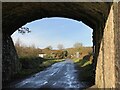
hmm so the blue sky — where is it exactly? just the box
[11,17,93,49]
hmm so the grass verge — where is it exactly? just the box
[72,55,95,87]
[12,57,64,82]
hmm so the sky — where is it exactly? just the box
[11,17,93,50]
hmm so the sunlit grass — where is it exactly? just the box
[77,59,92,67]
[39,59,64,68]
[81,60,92,67]
[72,58,80,63]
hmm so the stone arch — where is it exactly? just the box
[3,2,118,88]
[3,2,111,35]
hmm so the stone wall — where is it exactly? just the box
[2,34,21,85]
[114,2,120,88]
[117,2,120,88]
[95,4,116,88]
[95,2,120,88]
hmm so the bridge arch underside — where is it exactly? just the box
[3,2,118,88]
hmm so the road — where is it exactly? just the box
[14,59,86,89]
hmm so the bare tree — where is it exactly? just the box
[57,44,64,50]
[45,45,53,50]
[73,42,83,48]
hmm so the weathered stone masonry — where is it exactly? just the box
[95,2,120,88]
[96,4,115,88]
[2,2,120,88]
[114,2,120,88]
[2,34,21,85]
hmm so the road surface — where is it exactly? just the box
[14,59,86,89]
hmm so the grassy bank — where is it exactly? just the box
[12,57,64,81]
[72,54,95,86]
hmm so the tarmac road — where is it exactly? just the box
[14,59,86,89]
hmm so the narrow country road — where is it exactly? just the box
[14,59,86,89]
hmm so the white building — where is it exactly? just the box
[38,53,46,58]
